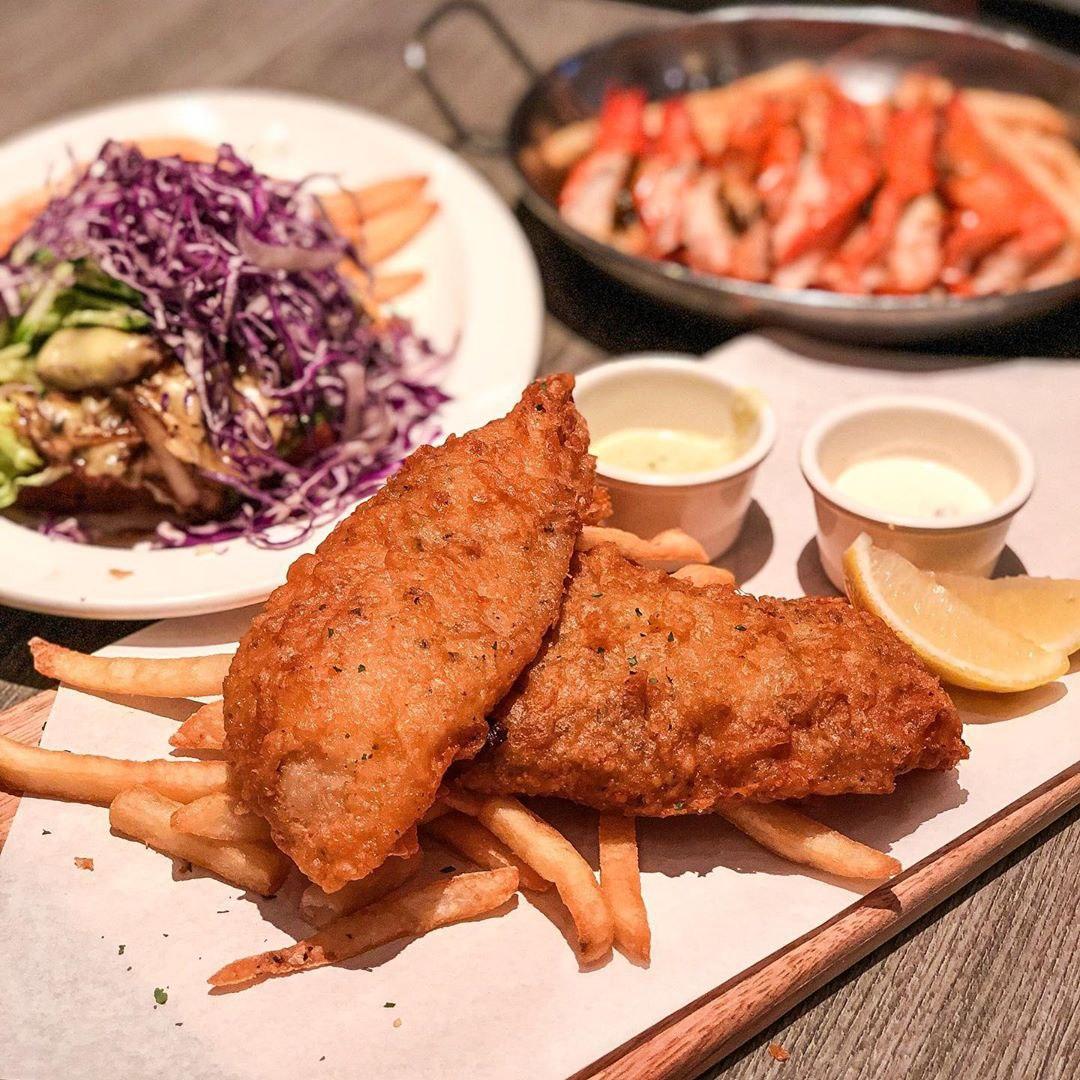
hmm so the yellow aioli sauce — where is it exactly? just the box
[834,455,994,520]
[592,427,745,475]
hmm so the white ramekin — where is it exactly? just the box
[574,354,776,561]
[800,394,1036,591]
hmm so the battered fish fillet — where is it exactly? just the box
[224,377,595,890]
[461,546,967,812]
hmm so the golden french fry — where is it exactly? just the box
[0,733,228,806]
[170,699,226,751]
[110,786,289,896]
[356,199,438,264]
[423,811,550,892]
[444,789,614,963]
[30,637,231,699]
[0,188,52,255]
[962,88,1071,137]
[671,564,736,589]
[210,867,518,987]
[131,137,219,162]
[719,801,900,881]
[578,525,708,567]
[170,791,270,843]
[299,852,423,928]
[599,814,651,965]
[319,176,428,229]
[537,120,599,171]
[372,269,425,303]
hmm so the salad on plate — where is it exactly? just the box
[0,138,445,548]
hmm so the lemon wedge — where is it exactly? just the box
[842,534,1069,693]
[932,573,1080,655]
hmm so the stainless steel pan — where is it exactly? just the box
[408,4,1080,344]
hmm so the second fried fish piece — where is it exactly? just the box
[225,376,594,891]
[462,545,967,812]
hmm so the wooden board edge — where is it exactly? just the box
[0,690,55,849]
[578,762,1080,1080]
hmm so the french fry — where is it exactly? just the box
[0,734,228,806]
[319,176,427,228]
[445,789,614,963]
[537,119,599,171]
[962,88,1071,137]
[170,791,270,843]
[578,525,708,566]
[372,269,425,303]
[209,867,518,987]
[423,810,551,892]
[719,801,901,881]
[30,637,231,699]
[131,137,219,163]
[170,699,226,751]
[671,564,736,588]
[110,786,289,896]
[299,852,423,928]
[356,199,438,264]
[0,188,51,255]
[598,814,650,965]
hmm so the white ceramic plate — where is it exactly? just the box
[0,89,543,619]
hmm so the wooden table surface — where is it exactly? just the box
[0,1,1077,1077]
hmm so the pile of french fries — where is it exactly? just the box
[3,526,901,989]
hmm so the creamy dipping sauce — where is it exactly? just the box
[834,455,994,520]
[592,427,746,475]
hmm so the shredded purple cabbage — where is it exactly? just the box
[38,514,90,543]
[1,141,449,547]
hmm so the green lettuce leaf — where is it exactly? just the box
[0,399,46,509]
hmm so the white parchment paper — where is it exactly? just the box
[1,335,1077,1080]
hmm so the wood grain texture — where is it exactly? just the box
[0,691,53,847]
[0,2,1078,1077]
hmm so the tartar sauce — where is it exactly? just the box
[834,455,994,519]
[592,427,743,475]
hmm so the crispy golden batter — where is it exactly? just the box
[461,546,967,812]
[224,377,595,890]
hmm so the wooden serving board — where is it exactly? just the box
[3,690,1079,1080]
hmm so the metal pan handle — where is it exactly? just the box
[404,0,538,153]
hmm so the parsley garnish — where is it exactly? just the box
[357,663,366,673]
[667,631,675,643]
[627,655,638,668]
[384,1001,396,1008]
[327,627,335,638]
[634,607,643,617]
[154,987,168,1005]
[734,624,747,632]
[118,944,125,955]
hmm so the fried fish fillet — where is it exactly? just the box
[224,376,595,890]
[461,546,967,812]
